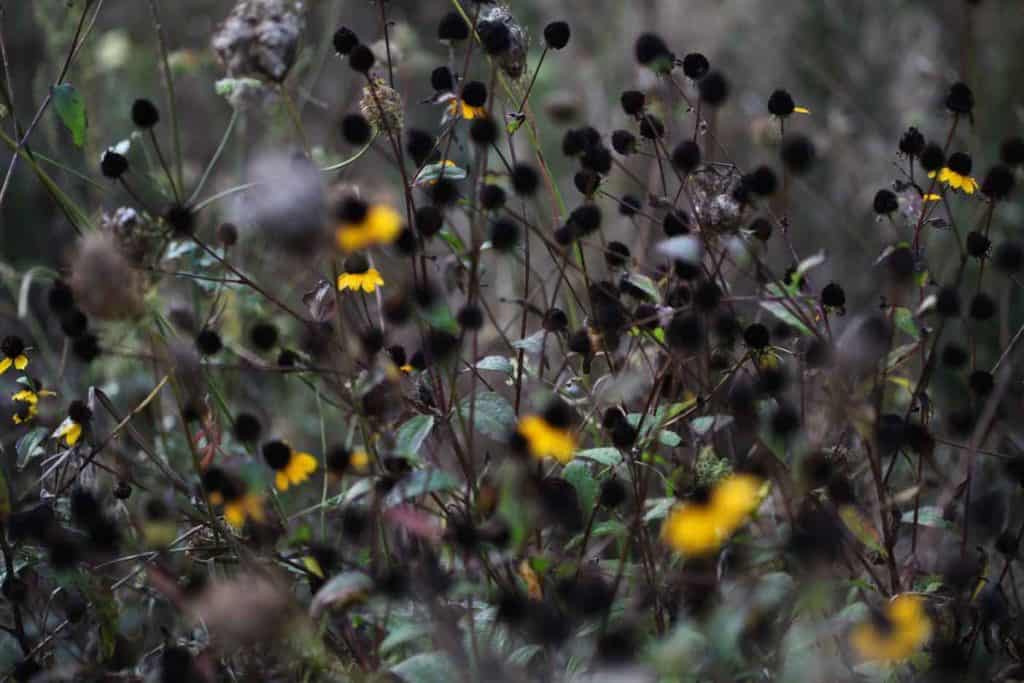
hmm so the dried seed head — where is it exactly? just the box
[477,5,528,80]
[212,0,305,83]
[69,232,144,321]
[359,79,404,135]
[100,206,157,265]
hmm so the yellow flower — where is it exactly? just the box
[52,400,91,447]
[851,594,931,662]
[337,253,384,293]
[11,384,55,425]
[928,165,978,195]
[661,504,723,557]
[447,98,487,120]
[517,414,576,464]
[263,440,318,492]
[336,201,403,253]
[0,336,29,375]
[224,492,266,529]
[710,474,763,530]
[793,106,811,114]
[661,474,763,557]
[350,449,370,472]
[53,419,83,447]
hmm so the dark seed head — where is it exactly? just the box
[698,71,729,107]
[994,241,1024,274]
[899,127,925,157]
[682,52,709,80]
[348,44,375,73]
[543,21,571,50]
[250,322,279,351]
[767,89,795,117]
[982,164,1014,200]
[780,134,815,174]
[672,140,702,173]
[341,113,373,145]
[263,440,291,470]
[511,164,539,196]
[873,189,899,215]
[233,413,262,443]
[100,150,128,179]
[131,98,160,128]
[611,129,636,156]
[620,90,645,116]
[490,218,519,252]
[920,144,945,173]
[332,26,359,55]
[195,328,222,356]
[437,11,469,42]
[945,81,974,115]
[634,32,673,67]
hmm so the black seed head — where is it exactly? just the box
[478,20,511,55]
[480,183,506,210]
[461,81,487,108]
[60,309,88,338]
[620,90,645,116]
[767,89,795,117]
[604,241,631,269]
[698,71,729,107]
[743,323,771,350]
[217,222,238,246]
[164,204,195,236]
[67,399,91,424]
[457,304,484,331]
[945,81,974,115]
[131,98,160,128]
[195,328,222,356]
[969,370,994,397]
[1001,136,1024,167]
[100,150,128,179]
[966,231,991,258]
[982,164,1014,200]
[431,178,459,206]
[469,117,498,146]
[682,52,709,80]
[490,218,519,252]
[511,164,539,196]
[341,113,373,145]
[780,134,815,174]
[332,26,359,55]
[666,313,703,351]
[406,128,435,167]
[543,308,568,332]
[994,241,1024,274]
[941,343,968,368]
[899,127,925,157]
[599,478,628,508]
[672,140,702,173]
[969,291,996,320]
[821,282,846,309]
[920,144,945,173]
[873,189,899,214]
[663,209,690,236]
[415,205,444,237]
[611,129,636,156]
[568,204,602,235]
[233,413,262,443]
[437,11,469,42]
[634,32,673,67]
[262,440,291,470]
[935,287,961,317]
[543,21,571,49]
[250,322,279,351]
[744,166,778,196]
[618,194,642,217]
[580,144,612,174]
[348,44,375,73]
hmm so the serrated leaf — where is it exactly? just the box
[52,84,87,147]
[383,469,458,508]
[458,391,516,441]
[577,448,622,466]
[563,461,598,512]
[394,415,434,461]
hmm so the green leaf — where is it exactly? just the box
[52,84,87,147]
[394,415,434,461]
[475,355,514,374]
[644,497,675,522]
[512,330,546,355]
[380,623,431,654]
[383,469,459,508]
[458,391,516,441]
[900,506,949,529]
[15,427,49,470]
[893,307,920,340]
[759,300,813,336]
[690,415,733,437]
[577,448,622,467]
[414,162,467,187]
[391,652,459,683]
[622,273,661,302]
[563,461,598,512]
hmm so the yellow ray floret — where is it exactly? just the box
[53,418,83,446]
[517,415,576,464]
[928,167,978,195]
[851,594,931,662]
[337,205,403,252]
[337,268,384,293]
[224,493,266,528]
[274,450,319,492]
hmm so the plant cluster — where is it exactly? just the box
[0,1,1023,682]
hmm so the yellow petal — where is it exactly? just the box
[365,205,402,244]
[923,193,942,202]
[362,268,384,293]
[304,555,325,579]
[350,449,370,472]
[0,358,9,374]
[963,177,978,195]
[337,273,354,291]
[793,106,810,114]
[275,471,291,492]
[661,504,722,557]
[225,502,246,528]
[12,390,37,405]
[14,355,28,370]
[65,422,83,446]
[518,415,576,464]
